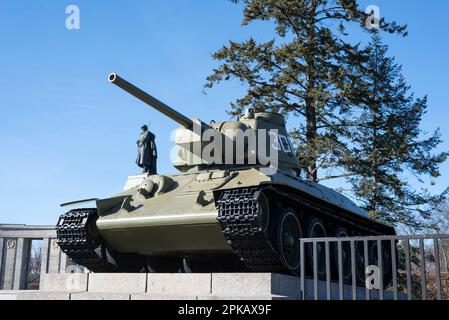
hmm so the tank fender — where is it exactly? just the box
[96,195,130,216]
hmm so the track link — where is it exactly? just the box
[217,187,287,273]
[56,209,118,273]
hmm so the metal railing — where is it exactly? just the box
[300,234,449,300]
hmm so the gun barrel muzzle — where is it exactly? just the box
[108,73,193,129]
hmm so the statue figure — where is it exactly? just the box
[136,124,157,174]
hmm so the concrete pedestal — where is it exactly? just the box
[0,272,405,300]
[1,273,300,300]
[123,174,147,191]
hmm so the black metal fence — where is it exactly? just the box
[300,234,449,300]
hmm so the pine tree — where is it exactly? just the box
[206,0,406,181]
[345,34,448,229]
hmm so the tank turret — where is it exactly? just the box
[108,73,301,176]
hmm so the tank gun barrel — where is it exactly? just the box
[108,73,193,129]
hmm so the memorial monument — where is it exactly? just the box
[54,73,396,285]
[136,124,157,175]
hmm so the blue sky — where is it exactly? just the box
[0,1,448,225]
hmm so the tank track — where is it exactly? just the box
[56,209,118,273]
[217,187,287,273]
[217,186,391,273]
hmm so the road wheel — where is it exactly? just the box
[273,208,302,275]
[368,241,393,287]
[332,228,352,283]
[355,241,366,285]
[307,218,327,279]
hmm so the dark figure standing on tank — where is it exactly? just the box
[136,124,157,175]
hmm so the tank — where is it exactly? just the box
[56,73,395,282]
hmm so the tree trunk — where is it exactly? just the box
[370,54,380,214]
[306,96,318,181]
[305,2,318,182]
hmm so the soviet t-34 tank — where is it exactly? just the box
[57,73,395,283]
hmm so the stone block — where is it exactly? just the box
[211,273,300,298]
[1,238,17,290]
[147,273,211,295]
[40,273,88,292]
[70,292,131,300]
[88,273,146,293]
[0,291,19,300]
[198,294,292,300]
[131,294,197,300]
[47,239,62,273]
[16,292,70,300]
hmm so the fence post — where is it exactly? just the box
[405,239,412,300]
[338,241,343,300]
[391,239,398,300]
[419,239,427,300]
[351,241,356,300]
[300,240,305,300]
[325,241,331,300]
[364,240,369,300]
[434,238,442,300]
[313,242,318,300]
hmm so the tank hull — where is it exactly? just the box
[91,168,394,257]
[97,212,230,255]
[57,168,395,282]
